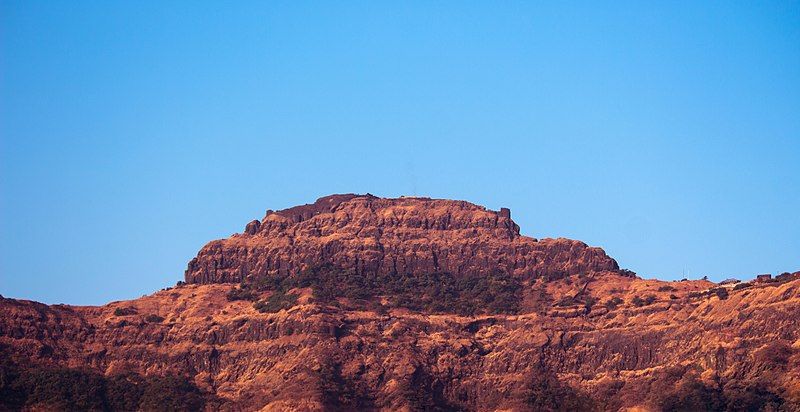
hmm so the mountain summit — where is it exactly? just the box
[186,194,620,285]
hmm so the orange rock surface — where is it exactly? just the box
[185,194,620,284]
[1,195,798,411]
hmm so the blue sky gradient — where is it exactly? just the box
[2,1,799,304]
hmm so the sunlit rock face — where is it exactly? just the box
[185,194,620,284]
[1,195,799,411]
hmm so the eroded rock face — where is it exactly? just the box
[2,277,799,411]
[2,195,799,411]
[185,194,620,284]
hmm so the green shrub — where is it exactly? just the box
[254,290,299,313]
[113,307,137,316]
[632,295,656,307]
[145,314,164,323]
[605,296,623,310]
[541,270,569,282]
[226,286,257,302]
[555,296,575,307]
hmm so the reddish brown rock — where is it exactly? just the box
[2,276,799,411]
[185,194,620,284]
[2,194,799,411]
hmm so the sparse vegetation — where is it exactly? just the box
[113,307,137,316]
[253,290,299,313]
[712,287,729,300]
[367,300,388,315]
[583,296,598,312]
[541,270,569,282]
[144,314,164,323]
[733,282,752,291]
[657,285,676,292]
[604,296,623,310]
[378,269,521,316]
[226,286,257,302]
[556,296,575,307]
[238,264,522,316]
[631,295,657,307]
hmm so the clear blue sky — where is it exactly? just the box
[1,2,798,305]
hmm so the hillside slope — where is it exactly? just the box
[1,195,798,411]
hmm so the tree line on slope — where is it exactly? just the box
[0,356,209,411]
[227,264,522,316]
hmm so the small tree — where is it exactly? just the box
[632,295,656,307]
[605,297,623,310]
[113,307,137,316]
[144,314,164,323]
[583,296,598,312]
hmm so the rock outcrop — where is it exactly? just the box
[185,194,620,284]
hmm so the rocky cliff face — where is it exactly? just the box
[185,194,620,284]
[1,195,799,411]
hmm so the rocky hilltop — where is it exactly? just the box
[1,194,799,411]
[185,194,620,284]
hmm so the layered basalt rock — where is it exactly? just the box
[2,276,799,411]
[185,194,620,284]
[3,194,799,410]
